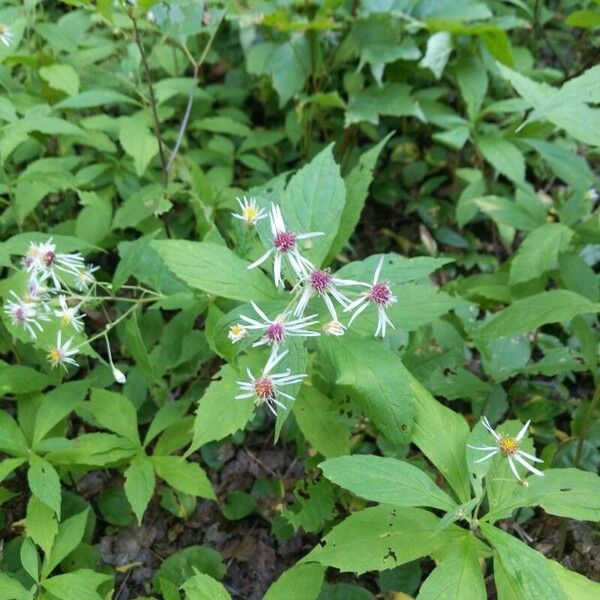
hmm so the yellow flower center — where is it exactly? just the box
[230,324,244,336]
[499,435,519,456]
[61,313,72,325]
[243,206,258,222]
[48,348,61,364]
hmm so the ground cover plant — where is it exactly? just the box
[0,0,599,598]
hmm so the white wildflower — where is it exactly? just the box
[54,295,85,332]
[323,320,346,336]
[344,256,397,337]
[47,330,78,371]
[3,291,49,339]
[239,301,319,347]
[235,348,306,416]
[247,204,323,287]
[228,323,248,343]
[0,23,12,47]
[467,416,544,481]
[232,196,267,227]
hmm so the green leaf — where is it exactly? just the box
[45,433,138,467]
[152,456,215,500]
[0,410,29,457]
[28,456,62,517]
[0,457,26,484]
[293,387,351,458]
[456,52,488,121]
[153,545,225,592]
[86,388,140,445]
[559,253,599,302]
[481,523,566,600]
[26,495,58,557]
[0,574,27,600]
[0,363,51,395]
[317,333,414,446]
[477,134,525,183]
[549,560,600,599]
[509,223,573,284]
[327,133,393,262]
[20,537,39,582]
[187,364,255,455]
[477,290,600,342]
[320,455,456,511]
[280,144,346,267]
[152,240,277,302]
[119,117,159,177]
[122,311,156,383]
[346,83,419,126]
[56,89,138,109]
[263,563,325,600]
[42,570,111,600]
[39,64,80,96]
[302,505,472,574]
[32,381,88,447]
[43,509,90,577]
[484,468,600,523]
[195,116,250,137]
[416,536,486,600]
[124,456,156,525]
[181,572,231,600]
[419,32,452,79]
[409,376,471,503]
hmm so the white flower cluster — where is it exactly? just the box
[230,200,398,415]
[3,239,97,372]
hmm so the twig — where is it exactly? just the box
[165,13,225,175]
[129,11,169,187]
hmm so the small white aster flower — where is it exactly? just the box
[0,23,13,47]
[467,416,544,481]
[293,268,361,321]
[4,291,49,339]
[25,278,51,304]
[585,188,599,202]
[247,204,324,287]
[239,301,319,347]
[344,256,397,337]
[228,323,248,343]
[235,348,306,416]
[232,196,267,227]
[54,295,85,332]
[323,320,346,336]
[24,239,86,289]
[74,264,99,292]
[47,330,79,371]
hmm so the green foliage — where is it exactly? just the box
[0,0,599,597]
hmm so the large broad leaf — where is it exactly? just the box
[85,389,140,446]
[317,333,414,446]
[301,505,474,574]
[0,410,29,457]
[280,144,346,267]
[416,536,486,600]
[549,559,600,600]
[124,456,156,525]
[152,456,215,500]
[119,117,159,177]
[481,523,566,600]
[477,134,525,183]
[28,456,62,518]
[181,572,231,600]
[477,290,600,342]
[186,364,255,456]
[484,468,600,523]
[509,223,573,284]
[41,570,111,600]
[293,387,351,459]
[26,496,58,558]
[321,455,456,511]
[327,134,392,262]
[263,563,325,600]
[409,376,471,503]
[152,240,277,302]
[43,508,90,577]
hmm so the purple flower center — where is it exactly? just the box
[43,251,56,267]
[14,306,26,322]
[368,282,393,306]
[254,377,275,400]
[266,322,285,344]
[273,231,297,253]
[310,270,332,294]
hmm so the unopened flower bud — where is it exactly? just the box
[112,368,127,384]
[228,324,248,343]
[323,320,345,336]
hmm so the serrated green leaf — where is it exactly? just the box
[152,456,215,500]
[124,456,155,525]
